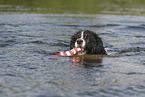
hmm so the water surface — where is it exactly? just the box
[0,0,145,97]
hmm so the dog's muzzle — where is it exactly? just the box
[75,38,86,48]
[77,39,83,44]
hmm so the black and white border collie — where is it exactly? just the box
[70,30,107,55]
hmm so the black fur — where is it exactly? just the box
[70,30,107,55]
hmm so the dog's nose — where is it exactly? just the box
[77,39,83,44]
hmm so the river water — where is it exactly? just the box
[0,1,145,97]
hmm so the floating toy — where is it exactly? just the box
[50,47,84,57]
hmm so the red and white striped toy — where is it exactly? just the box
[50,47,84,57]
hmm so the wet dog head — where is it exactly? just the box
[70,30,107,55]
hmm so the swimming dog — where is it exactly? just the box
[70,30,107,55]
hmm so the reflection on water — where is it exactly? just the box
[69,55,104,68]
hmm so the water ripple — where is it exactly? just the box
[0,13,145,97]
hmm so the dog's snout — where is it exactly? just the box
[77,39,83,44]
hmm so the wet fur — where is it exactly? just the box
[70,30,107,55]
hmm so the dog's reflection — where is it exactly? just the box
[69,55,105,68]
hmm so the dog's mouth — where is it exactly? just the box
[76,46,86,55]
[77,50,86,55]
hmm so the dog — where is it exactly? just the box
[70,30,107,55]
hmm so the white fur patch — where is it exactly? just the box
[75,31,86,48]
[81,31,84,39]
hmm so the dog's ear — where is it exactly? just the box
[96,37,105,53]
[85,35,106,54]
[95,36,107,54]
[70,35,76,49]
[70,31,82,49]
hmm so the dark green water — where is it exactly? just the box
[0,0,145,97]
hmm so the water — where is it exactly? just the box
[0,1,145,97]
